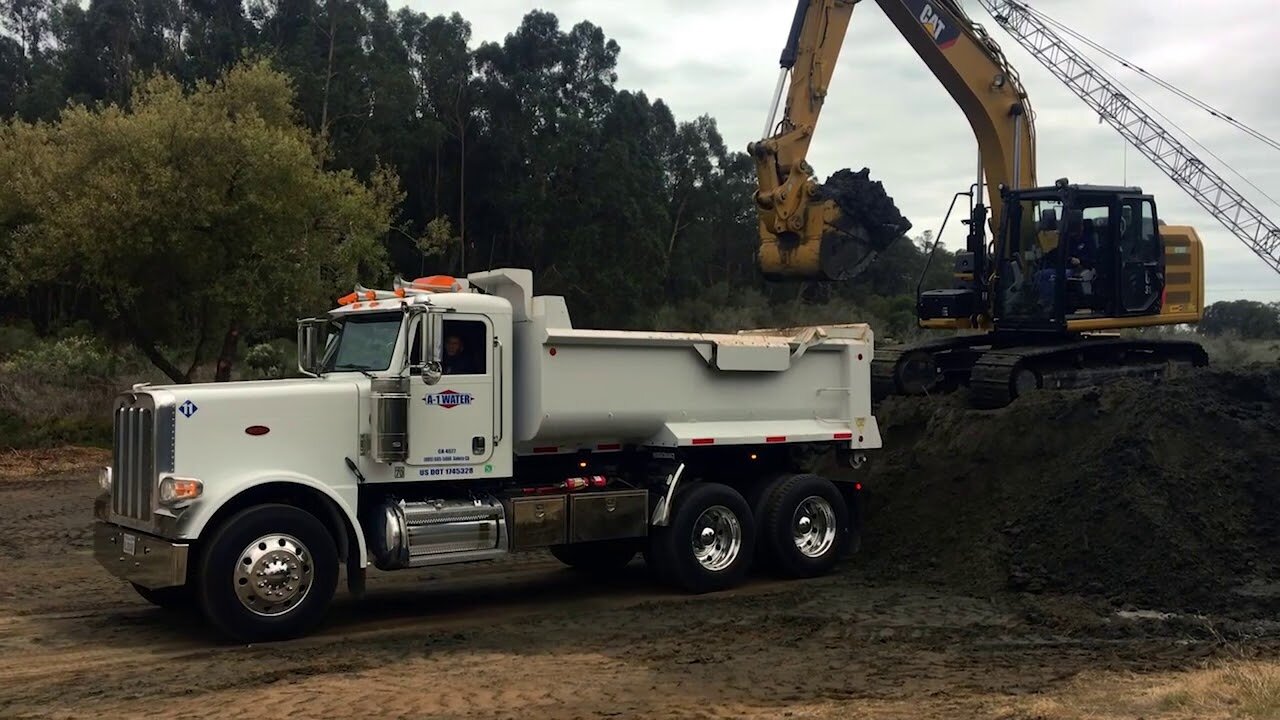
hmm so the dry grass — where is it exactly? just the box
[1151,661,1280,719]
[0,446,110,480]
[995,661,1280,720]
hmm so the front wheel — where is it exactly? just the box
[649,482,755,594]
[196,504,338,643]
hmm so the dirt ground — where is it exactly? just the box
[3,368,1280,719]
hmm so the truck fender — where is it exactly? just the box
[182,472,368,569]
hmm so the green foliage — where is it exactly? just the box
[0,334,116,382]
[0,321,38,356]
[650,282,911,343]
[1199,300,1280,340]
[416,216,459,262]
[244,342,285,378]
[0,59,399,381]
[0,409,113,450]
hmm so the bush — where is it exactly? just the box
[0,409,113,450]
[0,322,39,357]
[0,334,118,383]
[1198,333,1280,367]
[647,286,927,346]
[245,342,286,378]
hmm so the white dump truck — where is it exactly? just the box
[93,268,880,642]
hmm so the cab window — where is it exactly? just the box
[410,318,488,375]
[1120,199,1160,263]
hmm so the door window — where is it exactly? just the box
[441,319,488,375]
[1118,198,1163,313]
[1120,199,1160,264]
[409,318,489,375]
[997,198,1062,323]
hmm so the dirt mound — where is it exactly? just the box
[857,366,1280,615]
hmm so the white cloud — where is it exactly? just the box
[401,0,1280,304]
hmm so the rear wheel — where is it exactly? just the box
[196,504,338,643]
[760,474,848,578]
[649,482,755,594]
[549,539,638,574]
[746,473,789,572]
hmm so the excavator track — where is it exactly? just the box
[871,334,995,401]
[874,334,1210,409]
[967,337,1210,409]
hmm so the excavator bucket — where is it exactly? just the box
[758,168,912,281]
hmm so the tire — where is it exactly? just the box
[195,503,338,643]
[745,474,790,572]
[132,582,193,611]
[549,539,638,574]
[649,482,755,594]
[760,473,849,579]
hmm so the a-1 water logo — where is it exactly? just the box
[425,389,474,409]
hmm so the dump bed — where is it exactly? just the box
[504,294,879,455]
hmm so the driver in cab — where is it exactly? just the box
[442,334,479,375]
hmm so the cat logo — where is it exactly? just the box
[920,4,945,41]
[910,1,960,49]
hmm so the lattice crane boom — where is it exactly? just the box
[978,0,1280,276]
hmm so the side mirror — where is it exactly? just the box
[415,312,443,385]
[296,318,329,376]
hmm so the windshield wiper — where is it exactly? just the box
[331,364,375,378]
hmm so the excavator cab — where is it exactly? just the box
[992,181,1166,332]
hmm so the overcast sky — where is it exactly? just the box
[401,0,1280,305]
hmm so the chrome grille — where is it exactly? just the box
[112,404,154,521]
[110,392,173,525]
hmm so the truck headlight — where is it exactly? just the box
[98,466,112,492]
[159,476,203,507]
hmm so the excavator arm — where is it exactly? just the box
[750,0,912,281]
[752,0,1037,281]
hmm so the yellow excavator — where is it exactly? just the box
[749,0,1209,408]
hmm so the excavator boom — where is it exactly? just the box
[876,0,1037,221]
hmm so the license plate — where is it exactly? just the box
[122,533,136,556]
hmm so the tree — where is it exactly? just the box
[0,3,927,343]
[0,58,398,381]
[1199,299,1280,340]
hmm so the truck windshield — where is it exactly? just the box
[322,313,402,373]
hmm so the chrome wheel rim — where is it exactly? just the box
[234,533,314,617]
[691,505,742,572]
[792,496,837,558]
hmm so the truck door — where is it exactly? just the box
[407,314,496,481]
